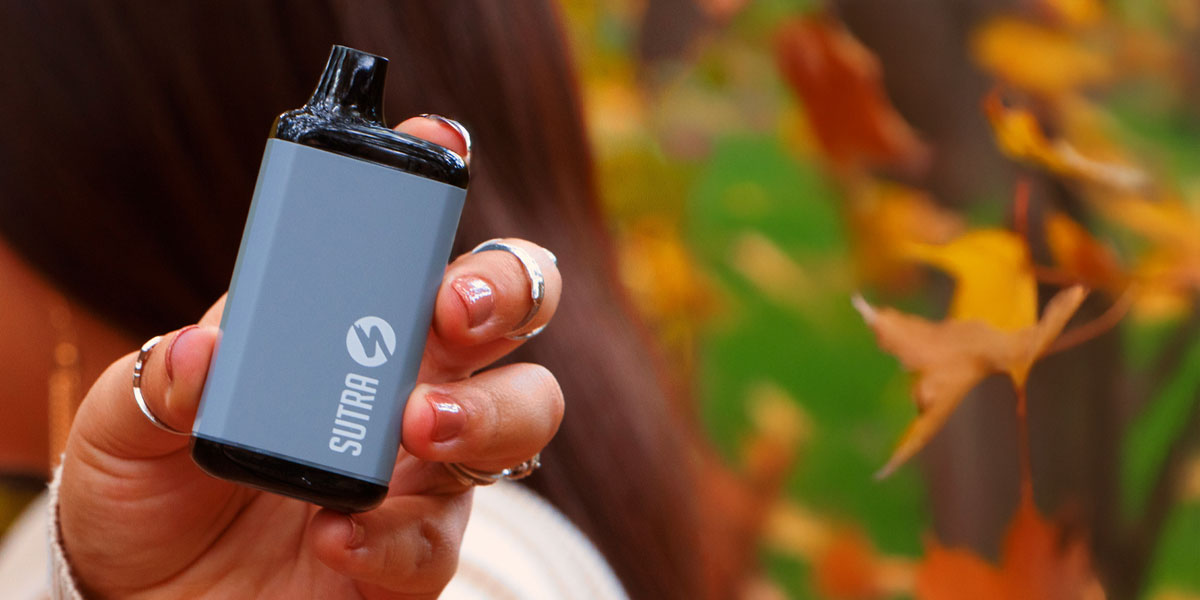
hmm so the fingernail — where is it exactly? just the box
[346,515,365,549]
[428,395,466,443]
[543,248,558,266]
[451,277,494,329]
[165,325,199,383]
[419,114,472,157]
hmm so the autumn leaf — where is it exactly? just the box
[983,91,1147,190]
[765,504,914,600]
[774,15,928,171]
[971,17,1109,98]
[813,527,916,600]
[1044,211,1126,293]
[617,217,716,327]
[916,495,1106,600]
[1094,196,1200,317]
[814,528,881,600]
[903,229,1038,331]
[847,180,964,291]
[855,285,1088,478]
[741,382,811,490]
[1039,0,1104,28]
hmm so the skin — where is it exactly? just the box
[9,117,565,598]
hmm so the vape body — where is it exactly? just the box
[191,46,468,512]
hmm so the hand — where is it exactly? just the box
[57,117,564,599]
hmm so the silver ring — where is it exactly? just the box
[132,336,187,435]
[470,239,547,340]
[506,324,547,341]
[445,453,542,487]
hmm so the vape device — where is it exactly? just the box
[191,46,468,512]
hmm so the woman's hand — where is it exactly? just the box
[57,117,564,599]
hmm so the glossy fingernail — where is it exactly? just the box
[165,325,199,383]
[451,277,494,329]
[428,395,466,442]
[346,515,365,549]
[419,114,472,157]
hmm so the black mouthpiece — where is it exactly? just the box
[307,46,388,123]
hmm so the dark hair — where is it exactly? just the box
[0,2,707,598]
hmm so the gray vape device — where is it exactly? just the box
[191,46,468,512]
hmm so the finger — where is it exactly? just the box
[402,363,563,474]
[422,238,562,381]
[71,325,219,460]
[198,293,227,327]
[393,115,470,160]
[308,492,472,599]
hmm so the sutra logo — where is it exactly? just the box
[346,316,396,368]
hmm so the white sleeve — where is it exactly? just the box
[46,463,85,600]
[444,482,629,600]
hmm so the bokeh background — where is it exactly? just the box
[562,0,1200,598]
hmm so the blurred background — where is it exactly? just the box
[1,1,1197,598]
[562,0,1200,598]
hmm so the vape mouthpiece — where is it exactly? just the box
[307,45,388,123]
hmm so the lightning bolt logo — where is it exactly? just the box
[346,316,396,368]
[354,323,393,362]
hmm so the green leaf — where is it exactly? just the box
[1121,333,1200,516]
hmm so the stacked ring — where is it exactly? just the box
[444,453,542,487]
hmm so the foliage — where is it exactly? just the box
[564,0,1200,597]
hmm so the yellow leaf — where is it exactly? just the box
[847,180,964,291]
[983,93,1147,190]
[763,500,832,561]
[1096,196,1200,317]
[904,230,1038,332]
[856,286,1088,478]
[971,17,1109,97]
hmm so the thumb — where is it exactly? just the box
[70,325,218,460]
[393,115,470,160]
[59,325,239,596]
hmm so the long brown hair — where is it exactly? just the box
[0,2,706,598]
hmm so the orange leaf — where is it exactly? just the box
[1039,0,1104,28]
[775,15,928,171]
[855,286,1088,478]
[1044,212,1126,292]
[916,496,1106,599]
[814,528,886,600]
[915,545,1008,600]
[808,526,916,600]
